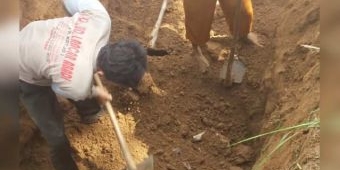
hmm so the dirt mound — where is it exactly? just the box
[19,0,319,170]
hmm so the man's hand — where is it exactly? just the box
[93,71,112,105]
[93,86,112,105]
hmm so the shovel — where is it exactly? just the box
[146,0,169,57]
[94,74,154,170]
[219,0,246,86]
[219,51,246,86]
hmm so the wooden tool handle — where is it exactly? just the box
[149,0,168,48]
[94,74,137,170]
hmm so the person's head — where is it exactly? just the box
[97,40,147,88]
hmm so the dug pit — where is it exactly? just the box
[19,0,320,169]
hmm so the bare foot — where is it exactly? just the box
[246,32,264,47]
[192,46,210,73]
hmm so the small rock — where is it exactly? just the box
[205,97,213,104]
[199,158,205,165]
[172,148,181,155]
[71,146,80,154]
[218,105,226,112]
[166,164,176,170]
[201,117,213,126]
[181,125,190,138]
[212,150,219,156]
[218,134,230,145]
[101,146,110,154]
[232,144,254,164]
[240,94,247,99]
[157,67,164,72]
[233,157,246,165]
[160,115,172,125]
[193,131,206,142]
[125,90,140,101]
[149,124,157,131]
[154,149,164,156]
[84,152,90,157]
[234,145,254,160]
[213,103,219,109]
[109,153,114,159]
[224,109,230,114]
[219,101,226,107]
[225,102,231,108]
[83,148,89,153]
[174,119,181,126]
[229,166,243,170]
[183,162,192,170]
[216,123,225,129]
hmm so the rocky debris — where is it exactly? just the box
[166,164,176,170]
[180,125,190,138]
[192,131,206,142]
[229,166,244,170]
[232,144,254,165]
[160,114,172,126]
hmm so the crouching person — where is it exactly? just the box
[19,0,147,169]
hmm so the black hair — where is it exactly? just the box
[97,40,147,88]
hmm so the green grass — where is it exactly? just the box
[228,108,320,170]
[229,119,319,147]
[252,132,299,170]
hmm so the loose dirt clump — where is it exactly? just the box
[19,0,319,170]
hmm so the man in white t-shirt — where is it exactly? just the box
[19,0,147,169]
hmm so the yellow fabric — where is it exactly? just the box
[183,0,254,45]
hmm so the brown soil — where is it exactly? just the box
[19,0,320,170]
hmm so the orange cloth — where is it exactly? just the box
[183,0,254,45]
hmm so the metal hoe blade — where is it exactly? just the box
[146,0,169,57]
[220,55,246,86]
[220,0,246,86]
[135,155,154,170]
[231,56,246,83]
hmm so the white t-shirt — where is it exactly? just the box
[19,0,111,101]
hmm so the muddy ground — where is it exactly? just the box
[19,0,320,169]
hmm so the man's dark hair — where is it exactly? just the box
[97,40,147,88]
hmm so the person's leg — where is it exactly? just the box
[183,0,217,72]
[183,0,217,45]
[67,98,103,124]
[219,0,253,38]
[219,0,262,46]
[19,81,78,170]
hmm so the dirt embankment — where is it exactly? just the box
[253,0,320,169]
[19,0,319,170]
